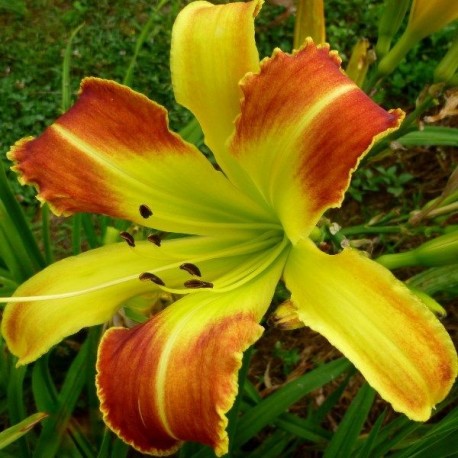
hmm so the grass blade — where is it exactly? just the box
[324,382,376,458]
[32,338,92,458]
[274,412,331,443]
[355,410,386,458]
[123,0,168,87]
[370,387,458,456]
[0,413,48,450]
[40,205,54,265]
[233,358,351,447]
[62,24,85,112]
[248,430,294,458]
[0,159,45,272]
[398,126,458,147]
[308,370,354,426]
[7,364,28,457]
[226,347,253,454]
[0,200,38,280]
[391,407,458,458]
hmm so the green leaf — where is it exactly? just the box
[248,430,294,458]
[397,126,458,147]
[0,413,48,450]
[0,162,45,274]
[407,264,458,296]
[233,358,351,447]
[309,370,354,426]
[355,410,386,458]
[390,407,458,458]
[274,413,331,443]
[324,383,376,458]
[7,364,28,457]
[32,338,92,458]
[227,347,253,453]
[370,415,421,456]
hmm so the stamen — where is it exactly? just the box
[147,234,162,246]
[0,231,286,305]
[139,204,153,219]
[180,263,202,277]
[120,231,135,247]
[139,272,165,286]
[184,280,213,289]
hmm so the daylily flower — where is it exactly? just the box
[2,0,457,456]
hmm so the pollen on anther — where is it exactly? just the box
[139,272,165,286]
[120,231,135,247]
[180,263,202,277]
[147,234,161,246]
[139,204,153,219]
[184,280,213,289]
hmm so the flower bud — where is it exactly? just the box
[293,0,325,49]
[271,300,305,330]
[376,0,410,58]
[346,39,375,87]
[408,0,458,41]
[376,230,458,269]
[378,0,458,77]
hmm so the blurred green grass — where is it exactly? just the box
[0,0,454,203]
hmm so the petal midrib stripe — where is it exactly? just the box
[267,83,356,204]
[154,299,211,439]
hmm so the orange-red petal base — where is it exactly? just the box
[96,295,263,456]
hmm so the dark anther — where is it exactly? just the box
[120,231,135,247]
[139,272,165,286]
[184,280,213,289]
[180,263,202,277]
[139,204,153,219]
[147,233,162,246]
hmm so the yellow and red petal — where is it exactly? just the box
[230,41,404,242]
[1,234,267,365]
[171,0,261,184]
[9,78,272,236]
[284,239,457,421]
[96,259,284,456]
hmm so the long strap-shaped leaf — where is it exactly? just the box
[0,413,48,450]
[0,162,45,273]
[324,382,376,458]
[233,358,351,447]
[32,337,92,458]
[390,407,458,458]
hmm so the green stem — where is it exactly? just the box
[341,225,402,236]
[341,224,443,238]
[376,32,418,78]
[362,70,384,94]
